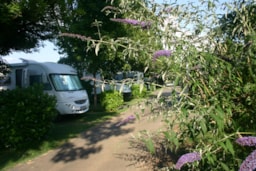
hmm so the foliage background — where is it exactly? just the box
[100,90,124,112]
[1,0,256,170]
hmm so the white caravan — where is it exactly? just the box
[0,59,90,115]
[83,71,144,95]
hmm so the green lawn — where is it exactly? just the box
[0,108,120,171]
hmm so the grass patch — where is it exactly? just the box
[0,108,119,171]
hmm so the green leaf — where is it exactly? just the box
[95,43,100,56]
[139,83,144,93]
[157,88,163,99]
[163,131,179,150]
[219,142,227,152]
[220,162,230,171]
[174,76,180,86]
[199,119,207,134]
[210,107,224,131]
[206,152,214,165]
[225,139,235,156]
[144,138,155,154]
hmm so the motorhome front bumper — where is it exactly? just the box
[57,99,89,114]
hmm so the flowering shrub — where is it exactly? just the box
[236,137,256,147]
[235,136,256,170]
[110,18,151,29]
[62,0,256,170]
[152,50,172,60]
[239,150,256,171]
[116,115,136,127]
[175,152,201,170]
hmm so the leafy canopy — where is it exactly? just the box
[0,0,60,55]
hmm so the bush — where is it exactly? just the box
[0,85,57,149]
[100,90,123,112]
[131,84,148,99]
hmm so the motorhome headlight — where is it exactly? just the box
[65,103,79,110]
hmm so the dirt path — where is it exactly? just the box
[8,87,174,171]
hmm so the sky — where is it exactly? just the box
[2,41,60,63]
[2,0,229,64]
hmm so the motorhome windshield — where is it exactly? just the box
[50,74,83,91]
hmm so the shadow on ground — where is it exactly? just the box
[51,115,135,163]
[80,117,135,145]
[51,142,102,163]
[115,136,180,170]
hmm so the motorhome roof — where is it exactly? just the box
[10,60,77,74]
[41,62,77,74]
[10,62,28,68]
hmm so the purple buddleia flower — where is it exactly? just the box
[236,136,256,147]
[239,150,256,171]
[153,50,172,60]
[116,115,136,127]
[175,152,201,170]
[110,18,151,29]
[60,33,92,41]
[110,18,139,25]
[140,21,152,29]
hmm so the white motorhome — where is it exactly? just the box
[82,71,144,95]
[0,59,90,115]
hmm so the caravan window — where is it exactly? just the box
[50,74,83,91]
[30,75,42,85]
[30,75,52,90]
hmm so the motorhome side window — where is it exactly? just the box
[30,75,52,90]
[50,74,83,91]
